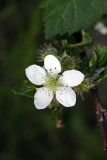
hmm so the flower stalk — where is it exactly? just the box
[56,107,64,128]
[56,117,64,129]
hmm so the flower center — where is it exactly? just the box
[45,77,59,91]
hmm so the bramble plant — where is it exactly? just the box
[13,0,107,158]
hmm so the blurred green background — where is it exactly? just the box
[0,0,107,160]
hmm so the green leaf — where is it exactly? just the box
[82,46,107,86]
[12,80,36,98]
[91,46,107,85]
[89,52,97,68]
[42,0,107,39]
[94,46,107,68]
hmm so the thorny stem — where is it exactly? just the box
[91,87,107,158]
[85,45,107,158]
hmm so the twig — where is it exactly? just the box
[91,87,107,158]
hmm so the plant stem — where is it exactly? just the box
[56,107,64,128]
[91,87,107,158]
[56,117,64,129]
[84,43,107,158]
[67,41,92,48]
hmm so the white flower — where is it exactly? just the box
[25,55,84,109]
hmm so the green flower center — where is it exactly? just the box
[46,77,59,91]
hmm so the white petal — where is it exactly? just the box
[44,55,61,75]
[25,65,47,85]
[59,70,84,87]
[56,87,76,107]
[34,87,53,109]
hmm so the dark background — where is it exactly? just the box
[0,0,107,160]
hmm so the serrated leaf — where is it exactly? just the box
[13,80,36,98]
[42,0,107,39]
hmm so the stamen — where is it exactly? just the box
[45,77,59,91]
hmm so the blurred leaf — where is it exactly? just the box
[42,0,107,39]
[13,80,36,98]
